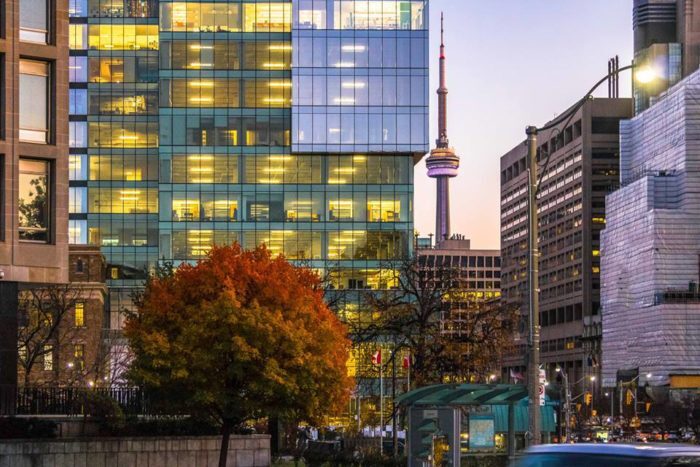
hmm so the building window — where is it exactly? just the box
[43,345,53,371]
[21,0,48,44]
[69,187,87,214]
[74,344,85,370]
[19,60,50,144]
[88,24,159,50]
[69,220,88,244]
[18,159,50,243]
[75,302,85,327]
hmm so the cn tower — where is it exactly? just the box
[426,13,460,243]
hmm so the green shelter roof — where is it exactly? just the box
[397,384,558,433]
[396,384,533,407]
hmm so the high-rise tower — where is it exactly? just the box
[426,13,460,243]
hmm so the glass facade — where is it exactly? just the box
[69,0,428,386]
[292,1,428,153]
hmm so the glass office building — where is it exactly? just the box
[69,0,429,382]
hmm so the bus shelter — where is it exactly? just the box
[396,384,557,466]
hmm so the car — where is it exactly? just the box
[512,443,700,466]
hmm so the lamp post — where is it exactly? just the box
[555,367,572,443]
[524,60,655,445]
[605,392,613,425]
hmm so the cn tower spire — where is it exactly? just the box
[437,12,449,148]
[426,13,460,244]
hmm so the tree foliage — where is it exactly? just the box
[124,244,353,465]
[353,258,515,387]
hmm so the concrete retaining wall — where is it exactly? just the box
[0,435,270,467]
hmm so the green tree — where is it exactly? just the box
[124,244,353,467]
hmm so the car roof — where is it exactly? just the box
[526,444,700,458]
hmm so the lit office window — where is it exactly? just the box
[75,303,85,327]
[243,155,321,184]
[171,154,238,183]
[243,42,291,69]
[243,3,291,32]
[172,230,239,260]
[19,60,50,144]
[18,159,50,243]
[89,90,159,116]
[333,1,425,30]
[327,231,407,260]
[367,195,404,222]
[243,79,291,107]
[88,24,159,50]
[160,3,242,32]
[69,24,88,49]
[89,155,158,181]
[88,188,158,214]
[242,231,322,260]
[88,0,157,18]
[171,194,240,222]
[89,56,158,83]
[88,122,158,148]
[164,79,241,108]
[21,0,48,43]
[43,345,53,371]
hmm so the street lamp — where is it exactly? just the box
[555,367,571,443]
[525,61,657,445]
[635,67,657,84]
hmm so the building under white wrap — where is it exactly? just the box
[601,69,700,395]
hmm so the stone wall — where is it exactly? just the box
[0,435,270,467]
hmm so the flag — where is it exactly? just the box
[371,350,382,365]
[402,355,411,369]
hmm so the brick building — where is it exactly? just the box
[18,245,107,387]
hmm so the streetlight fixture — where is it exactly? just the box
[525,60,657,445]
[635,67,657,84]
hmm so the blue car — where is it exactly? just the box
[514,444,700,466]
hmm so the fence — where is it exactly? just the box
[15,386,148,416]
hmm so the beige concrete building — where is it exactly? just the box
[0,0,70,413]
[500,99,633,405]
[417,237,501,336]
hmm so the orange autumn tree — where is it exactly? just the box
[124,244,352,467]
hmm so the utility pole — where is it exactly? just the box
[526,125,541,445]
[520,59,643,448]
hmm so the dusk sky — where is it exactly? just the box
[416,0,633,249]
